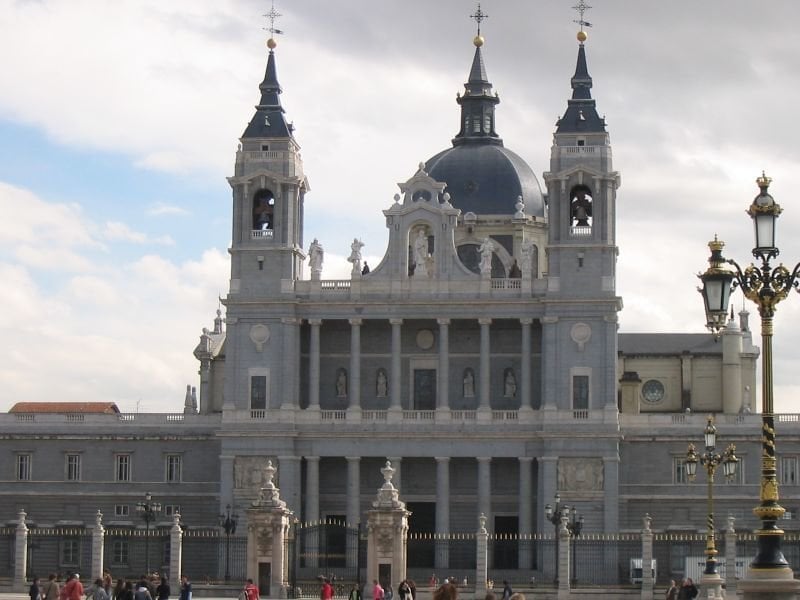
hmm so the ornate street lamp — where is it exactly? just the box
[698,172,798,573]
[544,494,583,585]
[219,504,238,583]
[136,491,162,575]
[685,416,739,577]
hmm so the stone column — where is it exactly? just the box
[388,457,402,492]
[724,515,737,596]
[557,515,570,600]
[478,318,492,411]
[169,513,183,590]
[520,318,533,412]
[281,318,300,409]
[308,319,322,410]
[435,457,450,571]
[437,319,450,412]
[477,458,492,532]
[640,515,653,600]
[366,461,410,588]
[475,514,489,600]
[603,455,620,532]
[14,509,28,591]
[541,316,558,410]
[518,457,534,570]
[305,456,320,568]
[349,319,362,412]
[221,455,235,509]
[278,456,302,516]
[91,510,105,582]
[247,461,294,599]
[346,457,361,568]
[390,319,403,412]
[537,456,558,534]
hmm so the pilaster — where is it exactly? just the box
[91,510,105,582]
[169,513,184,592]
[14,509,27,591]
[349,319,362,413]
[308,319,322,410]
[478,318,491,412]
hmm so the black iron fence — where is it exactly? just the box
[182,529,247,584]
[27,527,92,579]
[103,527,170,580]
[0,527,14,580]
[288,521,364,598]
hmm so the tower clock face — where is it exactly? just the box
[642,379,665,403]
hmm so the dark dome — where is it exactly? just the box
[425,143,545,217]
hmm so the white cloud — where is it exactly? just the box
[103,221,175,246]
[146,203,190,217]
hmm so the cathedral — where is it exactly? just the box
[4,6,797,585]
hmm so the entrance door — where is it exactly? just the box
[493,516,519,569]
[407,502,436,568]
[413,369,436,410]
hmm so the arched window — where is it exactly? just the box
[252,189,275,230]
[569,185,593,232]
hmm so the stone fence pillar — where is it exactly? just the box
[640,514,653,600]
[247,461,294,599]
[474,514,488,600]
[724,516,737,596]
[366,461,410,589]
[91,510,105,582]
[14,509,28,590]
[169,513,183,590]
[557,515,570,600]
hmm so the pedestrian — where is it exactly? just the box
[372,580,384,600]
[397,581,410,600]
[134,582,152,600]
[244,579,259,600]
[385,584,393,600]
[348,585,361,600]
[432,583,457,600]
[179,576,191,600]
[677,578,698,600]
[120,582,134,600]
[501,581,512,600]
[113,580,126,600]
[665,579,679,600]
[89,579,110,600]
[29,576,41,600]
[42,574,59,600]
[63,573,84,600]
[321,578,334,600]
[156,577,170,600]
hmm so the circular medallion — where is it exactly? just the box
[416,329,435,350]
[249,324,270,346]
[642,379,665,403]
[570,322,592,346]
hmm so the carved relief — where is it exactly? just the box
[256,526,273,555]
[557,458,604,491]
[234,456,275,489]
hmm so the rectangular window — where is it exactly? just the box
[114,504,129,517]
[251,375,267,410]
[572,375,589,410]
[16,454,31,481]
[111,540,129,566]
[164,504,181,517]
[674,457,688,484]
[115,454,131,482]
[781,456,797,485]
[65,454,81,481]
[166,455,182,483]
[61,538,80,566]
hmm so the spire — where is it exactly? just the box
[453,4,502,147]
[242,6,292,139]
[555,10,605,134]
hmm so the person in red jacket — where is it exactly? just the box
[243,579,259,600]
[63,574,84,600]
[321,578,334,600]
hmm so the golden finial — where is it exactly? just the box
[470,2,488,45]
[572,1,593,43]
[267,38,277,50]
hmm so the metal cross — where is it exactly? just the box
[470,2,488,36]
[264,1,284,37]
[572,0,593,31]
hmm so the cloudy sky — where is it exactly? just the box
[2,0,800,414]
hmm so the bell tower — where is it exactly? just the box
[227,34,309,297]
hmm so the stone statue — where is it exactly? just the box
[463,369,475,398]
[479,238,494,276]
[308,238,324,274]
[504,369,517,398]
[519,240,535,277]
[336,370,348,397]
[413,228,429,277]
[376,370,387,398]
[347,238,364,276]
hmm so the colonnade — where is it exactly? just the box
[300,317,537,411]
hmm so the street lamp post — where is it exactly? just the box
[698,173,798,573]
[219,504,238,583]
[685,416,739,577]
[544,494,583,585]
[136,491,162,575]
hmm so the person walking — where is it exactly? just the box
[372,580,384,600]
[243,579,259,600]
[321,578,334,600]
[155,577,170,600]
[179,576,191,600]
[42,574,59,600]
[29,576,41,600]
[665,579,679,600]
[63,573,84,600]
[348,584,361,600]
[501,581,512,600]
[677,578,698,600]
[88,579,110,600]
